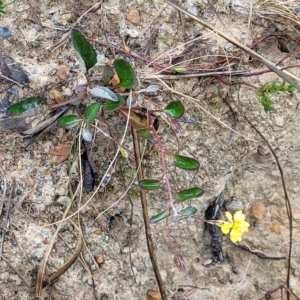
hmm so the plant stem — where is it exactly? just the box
[149,115,178,218]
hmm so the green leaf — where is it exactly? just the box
[7,97,50,117]
[173,66,186,73]
[172,154,200,170]
[113,59,135,89]
[7,97,48,116]
[175,187,204,203]
[139,179,161,191]
[72,30,97,71]
[119,147,129,159]
[164,101,184,118]
[104,94,123,111]
[84,103,101,123]
[57,115,82,128]
[137,128,152,138]
[179,206,197,217]
[149,209,170,224]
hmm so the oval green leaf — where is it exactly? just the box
[113,59,135,89]
[164,101,184,118]
[173,66,186,73]
[7,97,48,115]
[172,154,200,170]
[149,209,170,224]
[57,115,82,128]
[104,94,123,111]
[85,103,101,123]
[72,30,97,71]
[139,179,161,191]
[175,187,204,203]
[137,128,152,139]
[179,206,197,217]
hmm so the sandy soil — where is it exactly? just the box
[0,0,300,299]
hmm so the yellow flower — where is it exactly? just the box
[219,210,250,243]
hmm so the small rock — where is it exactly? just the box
[226,200,243,211]
[126,8,141,24]
[56,65,70,81]
[147,290,162,300]
[202,12,213,19]
[295,7,300,14]
[97,256,105,264]
[94,229,102,235]
[60,13,72,24]
[224,42,234,52]
[251,203,266,219]
[0,27,12,38]
[270,224,281,234]
[26,175,35,187]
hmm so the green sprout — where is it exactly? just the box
[0,0,16,17]
[258,81,297,112]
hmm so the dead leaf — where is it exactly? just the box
[49,144,71,164]
[110,73,120,87]
[56,65,70,81]
[147,290,162,300]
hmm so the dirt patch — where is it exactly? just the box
[1,0,300,299]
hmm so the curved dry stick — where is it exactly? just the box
[35,199,72,297]
[166,0,300,90]
[42,237,83,288]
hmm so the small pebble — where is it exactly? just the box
[126,8,141,24]
[0,27,12,38]
[8,88,18,95]
[226,200,243,211]
[136,265,144,272]
[270,224,281,234]
[295,7,300,14]
[202,12,213,19]
[251,203,266,219]
[224,42,234,52]
[34,25,41,32]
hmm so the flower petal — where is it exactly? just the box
[225,211,233,222]
[230,228,243,243]
[233,210,246,222]
[220,222,233,234]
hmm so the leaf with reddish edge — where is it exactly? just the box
[138,179,161,191]
[149,209,170,224]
